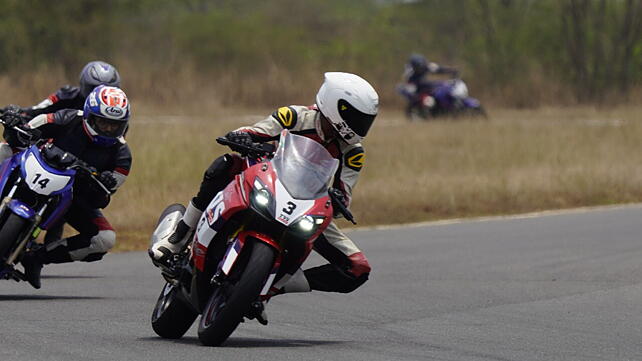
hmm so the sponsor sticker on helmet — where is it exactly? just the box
[100,87,128,107]
[104,106,123,117]
[272,106,297,129]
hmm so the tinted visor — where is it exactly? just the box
[88,114,127,138]
[337,99,375,137]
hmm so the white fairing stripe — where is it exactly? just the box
[274,179,314,226]
[24,153,72,195]
[221,243,239,275]
[195,191,225,248]
[260,272,277,296]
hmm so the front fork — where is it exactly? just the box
[210,231,282,297]
[0,178,49,266]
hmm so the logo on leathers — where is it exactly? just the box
[347,153,364,169]
[273,106,297,129]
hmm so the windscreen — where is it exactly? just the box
[271,131,339,199]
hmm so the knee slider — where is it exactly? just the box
[92,230,116,253]
[68,230,116,262]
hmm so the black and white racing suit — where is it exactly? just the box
[3,109,132,263]
[23,85,85,118]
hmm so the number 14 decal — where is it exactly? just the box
[32,173,51,189]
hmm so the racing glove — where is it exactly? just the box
[98,171,118,192]
[329,188,348,217]
[1,105,26,128]
[225,131,254,153]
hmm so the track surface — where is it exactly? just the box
[2,206,642,361]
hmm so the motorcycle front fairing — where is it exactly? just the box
[191,131,338,301]
[0,145,75,227]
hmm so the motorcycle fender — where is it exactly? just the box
[218,230,282,278]
[7,199,36,220]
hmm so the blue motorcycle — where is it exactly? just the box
[0,116,110,286]
[398,78,486,120]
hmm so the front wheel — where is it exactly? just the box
[0,213,29,261]
[197,240,276,346]
[151,282,198,339]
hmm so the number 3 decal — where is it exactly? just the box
[282,201,297,215]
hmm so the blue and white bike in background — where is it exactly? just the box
[0,111,110,286]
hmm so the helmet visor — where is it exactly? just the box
[88,114,127,138]
[337,99,375,138]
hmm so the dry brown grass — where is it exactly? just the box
[101,104,642,251]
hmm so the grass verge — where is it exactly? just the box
[104,105,642,251]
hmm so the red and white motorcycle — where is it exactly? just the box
[149,130,354,346]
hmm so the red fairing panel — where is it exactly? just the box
[192,175,249,272]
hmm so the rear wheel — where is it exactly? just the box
[151,282,198,339]
[197,240,276,346]
[0,213,29,261]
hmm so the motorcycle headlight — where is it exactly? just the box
[292,215,325,234]
[254,188,270,207]
[251,178,274,216]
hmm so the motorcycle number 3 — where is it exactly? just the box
[32,173,51,189]
[282,201,297,215]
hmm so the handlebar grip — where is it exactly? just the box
[216,137,230,146]
[216,136,274,157]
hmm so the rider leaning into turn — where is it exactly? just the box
[150,72,378,323]
[1,85,132,289]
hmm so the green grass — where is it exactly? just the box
[101,105,642,251]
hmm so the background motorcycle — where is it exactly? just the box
[0,111,110,286]
[398,78,485,120]
[149,130,355,346]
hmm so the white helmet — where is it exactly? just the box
[316,72,379,144]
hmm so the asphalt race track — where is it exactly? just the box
[2,205,642,361]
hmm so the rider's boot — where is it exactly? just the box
[20,246,47,289]
[149,201,202,268]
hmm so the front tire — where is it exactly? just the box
[151,282,198,339]
[197,240,276,346]
[0,213,29,261]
